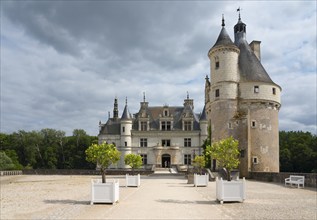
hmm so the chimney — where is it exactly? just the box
[250,40,261,61]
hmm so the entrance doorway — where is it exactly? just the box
[162,154,171,168]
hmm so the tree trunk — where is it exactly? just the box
[101,168,106,183]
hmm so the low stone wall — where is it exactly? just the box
[22,169,154,176]
[0,170,23,176]
[250,172,317,188]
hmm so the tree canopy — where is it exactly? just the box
[85,142,121,183]
[124,153,143,175]
[205,136,240,180]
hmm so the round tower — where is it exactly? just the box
[233,13,282,175]
[120,97,132,168]
[207,15,240,142]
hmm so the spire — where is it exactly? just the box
[113,97,119,119]
[121,97,132,120]
[199,105,207,121]
[209,15,235,50]
[143,92,146,102]
[237,7,241,21]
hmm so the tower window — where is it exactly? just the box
[254,86,259,93]
[240,150,245,158]
[122,126,125,133]
[215,89,220,97]
[228,122,233,129]
[215,56,219,69]
[124,141,127,147]
[272,87,276,95]
[252,156,258,164]
[251,120,256,128]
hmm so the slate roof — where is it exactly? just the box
[237,39,274,83]
[211,27,237,49]
[99,104,202,135]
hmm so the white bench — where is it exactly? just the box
[285,175,305,188]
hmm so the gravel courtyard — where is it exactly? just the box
[1,175,316,219]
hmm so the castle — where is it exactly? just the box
[98,13,281,177]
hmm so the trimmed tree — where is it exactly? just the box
[85,142,121,183]
[124,153,143,175]
[205,136,240,181]
[192,155,206,175]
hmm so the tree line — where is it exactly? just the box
[0,129,97,170]
[0,129,316,173]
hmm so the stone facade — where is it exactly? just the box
[99,96,208,169]
[205,15,281,177]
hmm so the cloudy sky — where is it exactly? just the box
[1,1,316,136]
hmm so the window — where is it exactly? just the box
[124,141,127,147]
[228,122,233,129]
[215,89,220,97]
[272,87,276,95]
[240,150,245,158]
[140,138,147,147]
[254,86,259,93]
[215,56,219,69]
[251,120,256,128]
[122,126,125,133]
[184,138,191,147]
[140,154,147,165]
[162,139,171,147]
[184,121,192,131]
[164,110,168,116]
[184,154,191,165]
[140,122,147,131]
[252,156,258,164]
[161,121,171,131]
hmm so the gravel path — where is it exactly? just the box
[1,175,316,219]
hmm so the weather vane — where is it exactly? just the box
[237,7,242,20]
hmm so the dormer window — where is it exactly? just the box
[140,121,147,131]
[164,110,168,116]
[184,121,192,131]
[161,121,171,131]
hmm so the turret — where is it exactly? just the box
[120,97,132,168]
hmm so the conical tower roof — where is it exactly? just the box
[121,98,132,120]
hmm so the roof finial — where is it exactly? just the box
[187,91,189,99]
[237,7,242,21]
[143,92,146,102]
[222,14,225,27]
[125,97,128,105]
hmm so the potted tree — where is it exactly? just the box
[192,155,208,187]
[124,153,142,187]
[85,142,121,204]
[205,136,246,204]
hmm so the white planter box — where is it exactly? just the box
[216,177,246,204]
[126,174,140,187]
[194,173,209,187]
[91,179,119,204]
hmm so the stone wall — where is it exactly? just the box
[22,169,154,176]
[250,172,317,188]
